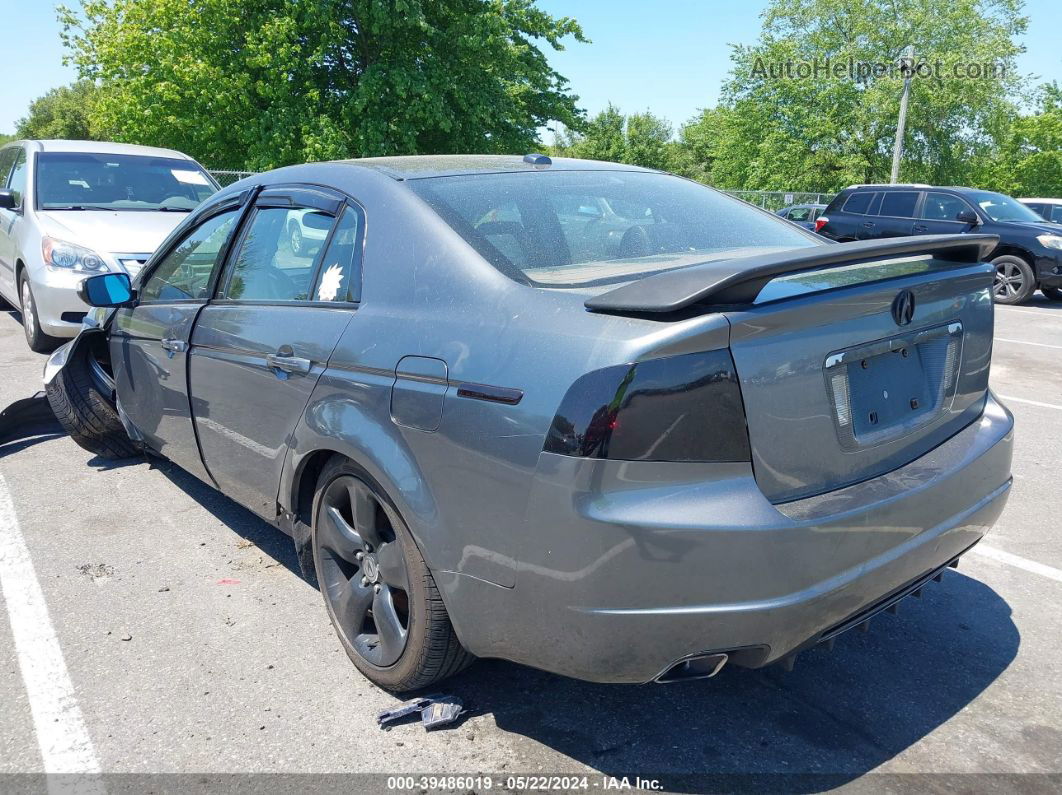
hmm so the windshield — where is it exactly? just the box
[407,170,818,287]
[36,152,218,212]
[970,191,1045,224]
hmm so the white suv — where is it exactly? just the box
[0,140,218,351]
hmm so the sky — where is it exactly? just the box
[2,0,1060,134]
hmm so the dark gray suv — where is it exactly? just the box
[47,156,1014,691]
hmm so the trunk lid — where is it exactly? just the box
[723,257,993,502]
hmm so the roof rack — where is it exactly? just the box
[846,183,932,189]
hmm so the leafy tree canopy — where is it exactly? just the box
[59,0,587,169]
[552,104,678,171]
[15,80,101,140]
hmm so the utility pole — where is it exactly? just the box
[890,45,915,184]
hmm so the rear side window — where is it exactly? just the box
[841,191,874,214]
[219,207,333,301]
[312,205,362,302]
[787,207,811,222]
[407,170,815,288]
[921,193,971,221]
[141,209,239,302]
[878,191,919,218]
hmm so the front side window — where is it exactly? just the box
[921,192,971,221]
[878,191,919,218]
[0,148,17,188]
[971,191,1044,223]
[408,170,815,288]
[312,206,361,302]
[1051,206,1062,223]
[140,210,239,302]
[35,152,217,212]
[8,149,27,206]
[219,206,334,301]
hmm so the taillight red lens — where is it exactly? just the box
[543,349,751,462]
[814,216,829,233]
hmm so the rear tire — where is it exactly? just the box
[1042,286,1062,302]
[311,457,473,692]
[289,222,304,256]
[19,272,62,353]
[991,255,1035,305]
[45,339,138,459]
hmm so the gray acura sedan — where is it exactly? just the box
[46,155,1013,691]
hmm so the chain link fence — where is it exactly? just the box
[206,169,259,187]
[721,190,835,211]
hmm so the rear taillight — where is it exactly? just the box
[814,216,829,233]
[543,349,751,462]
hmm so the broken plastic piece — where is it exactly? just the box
[377,697,432,729]
[421,696,464,730]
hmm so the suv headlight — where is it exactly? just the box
[42,237,109,272]
[1036,234,1062,250]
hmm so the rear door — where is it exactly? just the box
[188,187,363,518]
[914,192,975,236]
[110,198,249,482]
[724,255,994,503]
[872,190,919,238]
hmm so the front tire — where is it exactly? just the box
[1042,286,1062,302]
[311,457,473,691]
[19,272,62,353]
[991,255,1035,304]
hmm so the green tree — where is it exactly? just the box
[15,81,100,140]
[554,104,678,170]
[684,0,1028,191]
[0,133,14,147]
[977,83,1062,197]
[59,0,587,169]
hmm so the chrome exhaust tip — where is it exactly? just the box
[654,653,729,683]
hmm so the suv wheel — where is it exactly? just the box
[991,255,1035,305]
[1042,286,1062,302]
[19,272,62,353]
[311,457,473,691]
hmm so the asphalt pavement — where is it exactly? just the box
[1,296,1061,793]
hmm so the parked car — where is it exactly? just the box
[1019,197,1062,225]
[286,207,331,256]
[46,155,1013,691]
[817,184,1062,304]
[775,203,828,231]
[0,139,218,351]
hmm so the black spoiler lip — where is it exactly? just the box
[584,234,1000,314]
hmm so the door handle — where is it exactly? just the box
[266,353,312,375]
[913,224,928,232]
[862,221,876,228]
[161,338,187,353]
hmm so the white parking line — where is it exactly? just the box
[995,337,1062,351]
[998,394,1062,412]
[973,544,1062,584]
[996,305,1062,319]
[0,471,102,779]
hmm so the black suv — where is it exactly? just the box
[819,184,1062,304]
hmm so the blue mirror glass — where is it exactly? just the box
[80,273,133,307]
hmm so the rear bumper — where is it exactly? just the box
[440,394,1014,683]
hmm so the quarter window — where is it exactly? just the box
[7,149,27,206]
[921,192,970,221]
[878,191,919,218]
[219,206,333,301]
[312,206,361,302]
[140,210,239,302]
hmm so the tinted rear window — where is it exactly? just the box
[407,170,816,287]
[878,191,919,218]
[842,191,874,214]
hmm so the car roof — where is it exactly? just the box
[13,139,196,160]
[1020,197,1062,204]
[333,154,654,180]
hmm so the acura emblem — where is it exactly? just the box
[891,289,916,326]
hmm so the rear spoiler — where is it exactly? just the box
[585,234,999,314]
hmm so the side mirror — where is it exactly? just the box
[0,190,16,210]
[956,209,979,225]
[78,273,135,308]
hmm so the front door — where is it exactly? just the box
[0,147,25,302]
[188,188,363,518]
[915,191,978,236]
[110,200,247,482]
